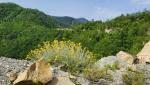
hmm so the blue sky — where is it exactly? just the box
[0,0,150,21]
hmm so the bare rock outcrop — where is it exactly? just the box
[137,41,150,64]
[0,57,75,85]
[13,59,53,84]
[96,56,118,68]
[116,51,133,64]
[116,51,134,68]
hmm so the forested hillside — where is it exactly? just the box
[0,3,87,28]
[0,3,150,59]
[0,3,87,59]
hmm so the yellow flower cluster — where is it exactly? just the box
[26,40,96,75]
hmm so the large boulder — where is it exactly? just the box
[116,51,133,65]
[137,41,150,64]
[13,59,53,84]
[96,56,118,68]
[116,51,133,68]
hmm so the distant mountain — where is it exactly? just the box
[53,16,88,27]
[0,3,87,28]
[76,18,88,22]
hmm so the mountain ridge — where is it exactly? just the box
[0,2,88,28]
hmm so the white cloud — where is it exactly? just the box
[131,0,150,5]
[93,7,122,21]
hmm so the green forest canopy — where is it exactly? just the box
[0,3,150,59]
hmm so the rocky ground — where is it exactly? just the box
[0,57,88,85]
[0,57,31,85]
[1,41,150,85]
[1,55,150,85]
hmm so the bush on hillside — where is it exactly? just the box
[26,40,96,75]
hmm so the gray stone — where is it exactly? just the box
[135,64,150,79]
[76,77,90,85]
[96,56,118,68]
[110,70,125,85]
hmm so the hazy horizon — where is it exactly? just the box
[0,0,150,21]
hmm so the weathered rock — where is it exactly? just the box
[49,77,75,85]
[116,51,133,64]
[116,51,134,69]
[96,56,118,68]
[52,68,69,77]
[145,79,150,85]
[6,71,17,82]
[135,63,150,77]
[51,67,75,85]
[137,41,150,63]
[134,63,150,84]
[76,77,90,85]
[110,70,125,85]
[0,57,75,85]
[95,53,137,85]
[13,59,53,84]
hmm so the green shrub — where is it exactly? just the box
[26,40,96,75]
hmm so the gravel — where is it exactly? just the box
[0,57,31,85]
[1,56,150,85]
